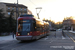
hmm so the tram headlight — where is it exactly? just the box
[18,33,20,35]
[27,33,29,35]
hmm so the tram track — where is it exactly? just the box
[65,33,75,42]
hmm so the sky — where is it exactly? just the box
[1,0,75,22]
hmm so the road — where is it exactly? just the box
[0,30,75,50]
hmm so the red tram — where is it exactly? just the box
[16,14,50,41]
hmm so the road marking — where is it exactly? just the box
[49,42,52,43]
[49,41,53,43]
[62,36,66,39]
[44,38,48,40]
[44,36,48,40]
[65,33,75,42]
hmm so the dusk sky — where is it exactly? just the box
[1,0,75,22]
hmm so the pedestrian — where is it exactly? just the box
[12,31,14,39]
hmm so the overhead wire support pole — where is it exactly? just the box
[16,0,18,32]
[16,0,18,20]
[36,7,42,19]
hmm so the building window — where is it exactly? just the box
[16,8,18,10]
[8,7,10,10]
[24,8,26,11]
[12,8,14,10]
[21,8,22,11]
[8,12,10,15]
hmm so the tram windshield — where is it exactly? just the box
[18,20,31,31]
[22,24,30,31]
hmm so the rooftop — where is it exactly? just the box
[0,2,27,8]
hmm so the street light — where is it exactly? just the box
[36,7,42,19]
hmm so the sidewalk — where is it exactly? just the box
[69,30,75,33]
[0,35,17,43]
[63,30,75,33]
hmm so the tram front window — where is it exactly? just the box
[18,23,31,31]
[18,20,31,32]
[23,24,30,31]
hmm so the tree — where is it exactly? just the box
[0,9,6,33]
[63,16,73,20]
[7,10,16,33]
[55,22,63,29]
[0,9,16,35]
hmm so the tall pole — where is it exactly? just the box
[16,0,18,20]
[16,0,18,32]
[17,0,19,17]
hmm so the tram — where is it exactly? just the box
[16,14,49,41]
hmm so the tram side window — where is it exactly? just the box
[32,20,36,31]
[41,25,44,32]
[36,20,43,31]
[36,24,41,31]
[33,22,36,31]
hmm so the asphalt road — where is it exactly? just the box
[0,30,75,50]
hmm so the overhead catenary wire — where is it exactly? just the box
[29,0,37,6]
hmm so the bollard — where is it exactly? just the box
[62,30,65,37]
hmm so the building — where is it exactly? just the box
[63,19,75,31]
[0,2,32,19]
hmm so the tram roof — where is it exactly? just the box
[18,14,48,24]
[19,14,34,17]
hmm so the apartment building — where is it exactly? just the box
[63,19,75,31]
[0,2,32,19]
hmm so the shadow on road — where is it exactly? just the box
[19,40,37,43]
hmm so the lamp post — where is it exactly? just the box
[16,0,18,32]
[36,7,42,19]
[16,0,19,19]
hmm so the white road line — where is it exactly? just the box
[44,36,48,40]
[62,36,66,39]
[49,41,53,43]
[44,38,48,40]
